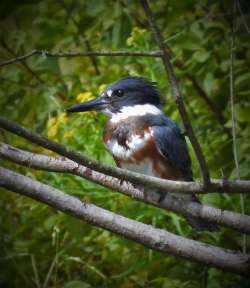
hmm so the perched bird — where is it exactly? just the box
[66,76,217,231]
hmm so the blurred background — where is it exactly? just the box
[0,0,250,287]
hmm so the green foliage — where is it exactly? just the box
[0,0,250,287]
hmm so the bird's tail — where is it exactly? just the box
[186,195,219,232]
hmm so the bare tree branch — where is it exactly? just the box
[1,142,250,233]
[0,49,163,67]
[140,0,210,187]
[0,166,249,276]
[0,117,250,194]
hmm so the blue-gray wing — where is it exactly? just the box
[152,124,193,181]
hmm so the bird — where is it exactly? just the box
[65,76,217,231]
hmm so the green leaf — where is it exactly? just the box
[236,104,250,122]
[235,73,250,88]
[193,49,210,63]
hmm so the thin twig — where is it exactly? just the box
[42,256,57,288]
[0,117,250,194]
[140,0,211,187]
[1,40,46,84]
[230,0,247,254]
[0,49,163,67]
[0,166,249,276]
[1,40,68,101]
[236,0,250,35]
[83,38,100,75]
[31,255,41,288]
[1,142,250,233]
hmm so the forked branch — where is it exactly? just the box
[0,166,249,276]
[1,142,250,234]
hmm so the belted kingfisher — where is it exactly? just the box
[66,76,217,231]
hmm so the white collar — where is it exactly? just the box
[110,104,162,123]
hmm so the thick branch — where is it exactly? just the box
[0,49,162,67]
[0,166,249,276]
[140,0,210,186]
[0,117,250,194]
[1,142,250,234]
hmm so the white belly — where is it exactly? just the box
[106,133,151,161]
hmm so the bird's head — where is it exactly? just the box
[65,77,162,120]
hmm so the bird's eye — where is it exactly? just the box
[113,89,124,97]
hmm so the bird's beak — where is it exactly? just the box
[65,96,108,113]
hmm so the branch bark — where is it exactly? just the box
[140,0,210,187]
[0,49,163,67]
[0,117,250,194]
[0,166,249,276]
[1,142,250,234]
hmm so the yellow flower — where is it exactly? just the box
[133,27,147,34]
[47,124,58,139]
[47,117,58,138]
[63,131,74,139]
[57,112,68,125]
[98,84,107,94]
[47,117,57,128]
[76,92,94,103]
[126,36,133,46]
[126,27,147,46]
[47,113,68,139]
